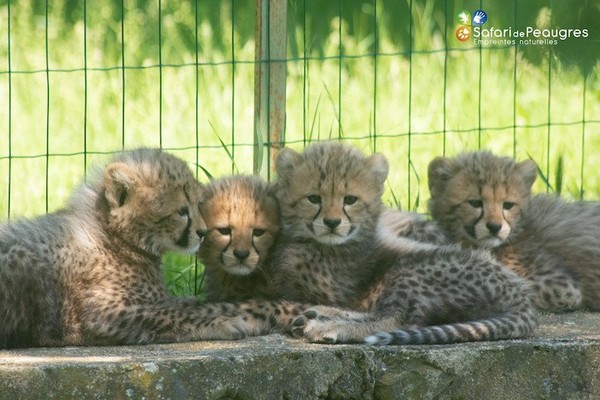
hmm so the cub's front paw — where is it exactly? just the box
[206,314,253,340]
[290,314,308,338]
[300,305,371,321]
[289,308,331,338]
[302,319,342,344]
[533,284,583,312]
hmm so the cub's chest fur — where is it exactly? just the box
[273,241,379,307]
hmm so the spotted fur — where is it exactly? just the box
[376,208,451,253]
[427,151,600,312]
[0,149,291,348]
[270,142,537,345]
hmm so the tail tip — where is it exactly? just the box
[365,332,394,346]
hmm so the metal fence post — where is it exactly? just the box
[254,0,287,179]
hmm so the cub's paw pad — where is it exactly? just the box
[290,315,307,338]
[292,315,307,326]
[304,310,318,319]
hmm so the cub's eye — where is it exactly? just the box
[503,201,515,210]
[177,207,189,217]
[307,195,321,204]
[217,227,232,235]
[253,228,266,237]
[467,200,483,208]
[344,195,358,205]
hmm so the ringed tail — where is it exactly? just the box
[365,313,538,346]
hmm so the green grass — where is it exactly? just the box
[1,0,599,296]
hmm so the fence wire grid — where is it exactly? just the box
[1,0,599,216]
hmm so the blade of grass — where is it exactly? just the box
[323,83,344,138]
[526,152,553,192]
[555,154,564,195]
[409,158,421,211]
[208,120,239,174]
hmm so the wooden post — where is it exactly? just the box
[254,0,287,179]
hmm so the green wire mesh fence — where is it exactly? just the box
[2,0,599,218]
[1,0,599,294]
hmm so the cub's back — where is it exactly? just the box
[0,211,89,347]
[511,194,600,306]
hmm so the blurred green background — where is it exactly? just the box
[1,0,599,296]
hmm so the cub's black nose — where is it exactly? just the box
[323,218,341,230]
[486,222,502,235]
[234,249,250,261]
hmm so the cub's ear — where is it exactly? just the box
[366,153,389,186]
[263,183,281,225]
[266,181,279,197]
[185,180,205,206]
[267,180,285,202]
[275,147,302,177]
[188,180,206,201]
[104,162,139,209]
[197,181,214,215]
[516,159,538,189]
[427,157,454,193]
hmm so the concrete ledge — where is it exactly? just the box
[1,313,599,399]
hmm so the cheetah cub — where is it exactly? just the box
[198,175,306,330]
[0,149,288,348]
[270,142,537,345]
[198,175,279,302]
[427,151,600,312]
